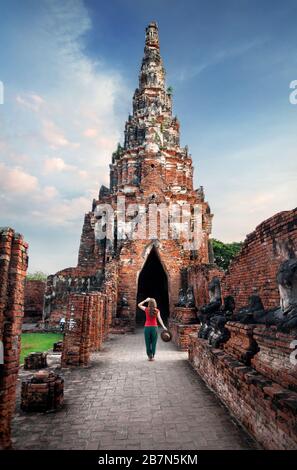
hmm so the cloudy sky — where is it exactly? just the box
[0,0,296,274]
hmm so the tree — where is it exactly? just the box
[167,86,173,95]
[211,239,243,271]
[26,271,48,281]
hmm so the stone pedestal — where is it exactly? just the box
[224,322,259,365]
[53,341,63,352]
[173,306,197,324]
[21,371,64,412]
[111,306,135,334]
[24,352,47,370]
[251,325,297,392]
[169,306,199,351]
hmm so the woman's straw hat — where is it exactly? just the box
[161,330,172,342]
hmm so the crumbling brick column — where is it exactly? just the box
[0,227,28,449]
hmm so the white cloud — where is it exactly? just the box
[43,157,76,173]
[43,186,59,199]
[16,93,45,112]
[41,120,74,148]
[84,128,98,138]
[0,0,129,272]
[0,163,39,194]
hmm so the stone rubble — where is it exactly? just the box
[20,370,64,412]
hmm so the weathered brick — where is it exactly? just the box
[0,227,28,449]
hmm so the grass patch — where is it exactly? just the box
[20,332,63,365]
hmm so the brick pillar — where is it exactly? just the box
[89,292,104,352]
[61,292,104,367]
[0,228,28,449]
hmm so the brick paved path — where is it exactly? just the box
[12,330,257,450]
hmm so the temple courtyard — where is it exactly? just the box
[11,330,258,450]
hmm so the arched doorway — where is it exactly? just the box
[136,247,169,325]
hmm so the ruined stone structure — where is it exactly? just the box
[45,22,213,331]
[0,227,28,449]
[40,23,297,449]
[188,208,297,449]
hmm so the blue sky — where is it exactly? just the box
[0,0,296,273]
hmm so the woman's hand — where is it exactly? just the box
[145,297,150,303]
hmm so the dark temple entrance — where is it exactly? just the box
[136,247,169,325]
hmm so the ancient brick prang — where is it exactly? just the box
[45,22,213,331]
[0,227,28,449]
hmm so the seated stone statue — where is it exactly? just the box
[197,277,222,339]
[234,295,265,324]
[185,287,195,308]
[275,257,297,331]
[176,288,187,307]
[120,294,129,307]
[208,296,235,348]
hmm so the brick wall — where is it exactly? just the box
[221,208,297,310]
[0,227,28,449]
[24,280,45,321]
[189,333,297,449]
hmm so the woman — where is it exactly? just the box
[138,297,167,361]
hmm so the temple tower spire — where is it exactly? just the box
[108,22,204,196]
[139,21,165,92]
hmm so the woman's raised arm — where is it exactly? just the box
[138,297,150,311]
